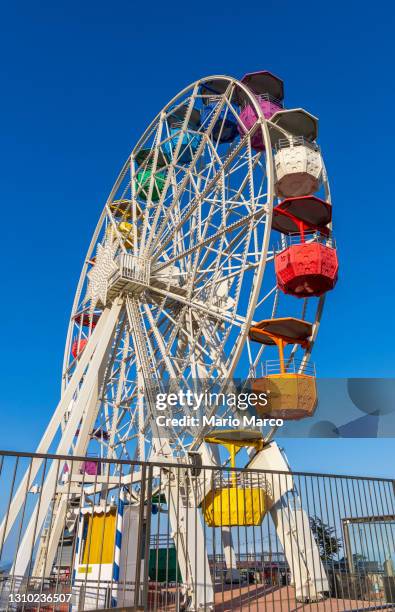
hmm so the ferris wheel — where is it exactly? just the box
[61,72,334,464]
[1,72,338,592]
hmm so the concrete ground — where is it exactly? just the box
[212,583,390,611]
[137,582,392,611]
[25,582,391,611]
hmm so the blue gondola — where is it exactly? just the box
[163,125,202,164]
[200,102,238,143]
[164,106,201,165]
[200,79,239,143]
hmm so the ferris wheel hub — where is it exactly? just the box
[105,252,185,304]
[107,253,151,300]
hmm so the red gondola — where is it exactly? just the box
[273,196,338,298]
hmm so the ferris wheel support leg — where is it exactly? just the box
[10,301,122,580]
[0,305,117,550]
[247,442,329,602]
[32,380,100,580]
[166,479,214,611]
[222,528,240,582]
[32,495,68,580]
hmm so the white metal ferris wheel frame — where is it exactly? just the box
[60,75,330,461]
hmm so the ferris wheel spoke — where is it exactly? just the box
[155,202,222,267]
[140,84,206,253]
[142,303,195,398]
[184,273,241,379]
[148,283,246,328]
[194,262,260,293]
[151,158,267,270]
[152,205,267,272]
[155,302,232,379]
[158,305,217,373]
[148,119,264,259]
[191,216,265,293]
[254,285,278,311]
[184,311,226,379]
[189,310,233,376]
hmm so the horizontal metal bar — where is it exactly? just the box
[0,449,392,482]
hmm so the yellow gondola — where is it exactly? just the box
[201,430,267,527]
[106,221,135,249]
[109,198,142,220]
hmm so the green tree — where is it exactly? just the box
[309,516,342,562]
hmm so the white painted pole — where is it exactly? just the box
[11,301,122,578]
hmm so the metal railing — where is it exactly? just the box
[275,135,320,152]
[276,230,336,250]
[255,358,316,377]
[239,92,284,109]
[119,253,150,284]
[256,92,284,108]
[108,253,150,287]
[265,358,316,376]
[0,450,394,611]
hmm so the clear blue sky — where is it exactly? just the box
[0,1,393,476]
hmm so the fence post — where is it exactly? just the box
[134,464,147,609]
[142,463,153,610]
